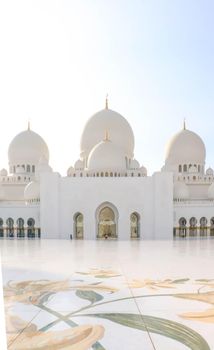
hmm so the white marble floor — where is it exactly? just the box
[1,238,214,349]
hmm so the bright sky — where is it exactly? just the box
[0,0,214,175]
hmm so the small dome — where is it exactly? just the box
[80,108,135,161]
[0,168,7,176]
[8,128,49,167]
[165,128,206,168]
[206,167,214,176]
[174,181,189,199]
[130,159,140,169]
[67,166,74,176]
[139,165,147,176]
[87,139,126,171]
[24,181,40,201]
[208,183,214,199]
[74,159,84,170]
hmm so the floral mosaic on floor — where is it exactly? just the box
[3,267,214,349]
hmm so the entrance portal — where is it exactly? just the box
[97,206,117,239]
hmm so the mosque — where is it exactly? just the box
[0,100,214,240]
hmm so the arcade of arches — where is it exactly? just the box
[174,216,214,237]
[0,218,40,238]
[73,207,141,240]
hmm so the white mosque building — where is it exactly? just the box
[0,101,214,240]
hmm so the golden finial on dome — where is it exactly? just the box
[105,94,108,110]
[104,130,110,141]
[183,118,186,130]
[28,120,30,130]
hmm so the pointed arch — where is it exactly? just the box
[130,212,140,239]
[73,212,84,239]
[95,202,118,239]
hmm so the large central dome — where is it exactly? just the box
[80,108,135,161]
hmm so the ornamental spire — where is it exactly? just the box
[28,120,30,130]
[105,94,108,109]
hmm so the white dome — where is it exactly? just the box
[8,128,49,166]
[140,165,147,176]
[74,159,84,170]
[206,167,214,176]
[67,166,74,176]
[80,108,135,161]
[174,181,189,199]
[208,183,214,199]
[165,128,206,166]
[130,159,140,169]
[87,139,126,171]
[24,181,40,201]
[0,168,7,176]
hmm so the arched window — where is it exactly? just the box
[189,217,197,237]
[110,172,113,177]
[198,165,200,172]
[114,172,117,177]
[105,172,108,177]
[96,173,99,177]
[183,165,187,172]
[0,218,3,238]
[200,217,207,236]
[32,165,35,173]
[178,165,182,173]
[27,218,35,238]
[17,218,25,238]
[101,172,104,177]
[6,218,14,238]
[73,213,84,239]
[179,217,187,237]
[131,173,134,177]
[130,212,140,239]
[27,165,30,172]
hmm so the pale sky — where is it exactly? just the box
[0,0,214,175]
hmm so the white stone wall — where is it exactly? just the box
[40,171,173,240]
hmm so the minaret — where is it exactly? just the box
[183,118,186,130]
[28,120,30,130]
[105,94,109,110]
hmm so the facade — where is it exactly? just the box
[0,104,213,240]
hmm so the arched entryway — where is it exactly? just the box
[130,212,140,239]
[17,218,25,238]
[96,203,118,239]
[0,218,3,237]
[200,217,207,236]
[27,218,35,238]
[189,217,197,237]
[73,213,84,239]
[6,218,14,238]
[179,217,187,237]
[210,217,214,236]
